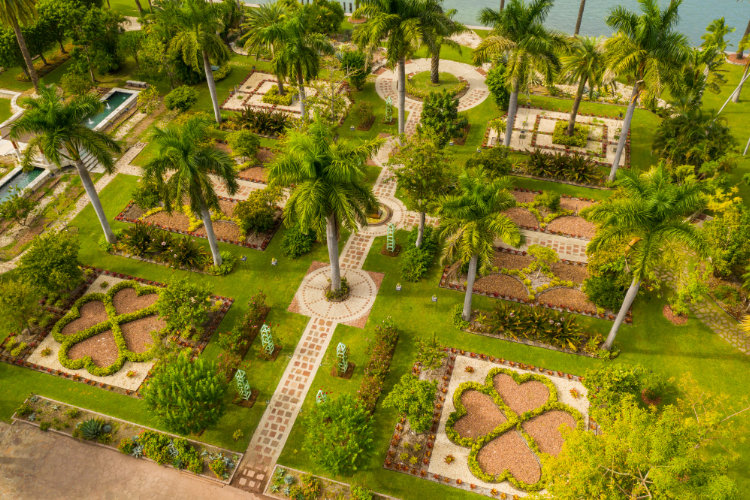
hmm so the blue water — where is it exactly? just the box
[0,167,44,202]
[86,91,132,129]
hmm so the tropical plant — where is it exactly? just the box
[652,109,736,170]
[241,1,290,95]
[559,36,606,136]
[525,149,600,184]
[417,90,467,148]
[485,65,510,110]
[419,0,465,83]
[269,116,382,293]
[603,0,689,180]
[77,418,108,441]
[473,0,565,147]
[585,165,707,351]
[382,374,437,433]
[0,0,40,91]
[10,85,122,243]
[142,115,238,267]
[438,171,521,321]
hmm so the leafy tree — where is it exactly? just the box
[701,188,750,279]
[142,350,228,435]
[157,276,213,338]
[383,375,437,433]
[485,65,510,110]
[464,145,513,179]
[226,129,260,162]
[36,0,77,54]
[11,85,122,243]
[118,30,143,69]
[339,47,370,90]
[233,187,280,235]
[391,135,457,247]
[582,364,670,421]
[241,1,291,95]
[438,171,521,321]
[269,116,382,293]
[652,109,736,170]
[136,85,160,114]
[143,115,238,267]
[419,0,465,84]
[0,0,40,90]
[60,69,93,96]
[474,0,564,148]
[68,6,124,82]
[417,90,467,148]
[164,85,199,112]
[559,36,606,136]
[603,0,689,180]
[0,187,35,226]
[17,232,83,294]
[0,278,42,333]
[585,166,707,351]
[301,0,344,36]
[303,394,374,475]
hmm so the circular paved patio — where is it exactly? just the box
[295,266,378,323]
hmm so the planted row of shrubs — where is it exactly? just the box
[357,318,399,413]
[400,226,439,282]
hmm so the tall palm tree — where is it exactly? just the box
[438,171,521,321]
[421,0,466,84]
[142,115,238,267]
[241,1,290,95]
[574,0,586,35]
[474,0,564,148]
[156,0,230,124]
[560,36,606,136]
[268,116,383,293]
[354,0,424,137]
[731,34,750,103]
[736,0,750,60]
[604,0,689,181]
[585,165,707,351]
[10,86,122,243]
[267,12,334,118]
[0,0,40,92]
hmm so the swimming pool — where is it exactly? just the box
[0,167,45,203]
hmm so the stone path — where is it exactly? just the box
[497,229,590,263]
[691,299,749,354]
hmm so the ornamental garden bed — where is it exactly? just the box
[265,465,394,500]
[0,268,232,395]
[504,189,596,240]
[384,351,592,498]
[13,395,242,484]
[237,147,275,184]
[115,196,280,250]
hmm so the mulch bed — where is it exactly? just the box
[474,274,528,300]
[380,244,401,257]
[233,388,259,408]
[492,373,549,415]
[453,390,507,439]
[476,430,541,484]
[504,207,539,229]
[112,288,159,316]
[662,304,688,326]
[62,301,108,335]
[237,165,268,183]
[121,316,165,353]
[492,252,532,270]
[538,288,598,315]
[522,410,577,456]
[546,216,596,239]
[550,262,589,284]
[68,330,118,367]
[331,362,356,379]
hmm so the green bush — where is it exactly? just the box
[226,129,260,161]
[400,226,438,282]
[525,150,600,184]
[233,188,280,235]
[340,48,370,90]
[164,86,199,112]
[213,65,232,81]
[76,418,109,441]
[552,120,589,148]
[486,65,510,110]
[357,318,399,412]
[383,375,437,433]
[131,179,162,210]
[355,102,374,129]
[406,77,468,101]
[464,146,512,179]
[582,275,627,311]
[230,107,290,136]
[535,191,561,211]
[165,235,209,269]
[18,232,83,295]
[156,277,213,338]
[582,365,672,421]
[281,225,316,258]
[350,486,373,500]
[262,85,294,106]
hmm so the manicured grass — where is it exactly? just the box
[510,176,611,201]
[412,45,475,66]
[409,71,461,93]
[0,98,12,123]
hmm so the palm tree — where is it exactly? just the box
[474,0,564,148]
[268,12,334,118]
[560,36,606,136]
[574,0,586,35]
[156,0,230,124]
[585,165,707,351]
[142,115,238,267]
[731,34,750,103]
[0,0,40,92]
[421,0,466,84]
[268,117,383,293]
[354,0,424,137]
[604,0,689,181]
[10,86,122,243]
[438,171,521,321]
[736,0,750,60]
[241,1,290,95]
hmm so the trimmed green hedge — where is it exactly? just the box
[262,85,294,106]
[405,78,468,101]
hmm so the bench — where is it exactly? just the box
[125,80,149,89]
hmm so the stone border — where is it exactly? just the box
[263,464,398,500]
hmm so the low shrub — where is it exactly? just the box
[262,85,294,106]
[582,275,627,311]
[383,374,437,433]
[583,365,673,420]
[350,486,373,500]
[281,225,316,258]
[535,191,561,211]
[357,317,399,412]
[464,146,512,179]
[226,129,260,162]
[131,179,162,211]
[355,102,375,130]
[233,188,281,235]
[164,86,199,112]
[525,150,600,184]
[400,226,439,282]
[213,65,232,81]
[406,76,468,100]
[230,107,290,136]
[552,121,589,148]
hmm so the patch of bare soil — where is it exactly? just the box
[454,390,507,439]
[492,252,532,270]
[61,301,108,335]
[511,190,537,204]
[474,274,528,300]
[538,288,597,314]
[120,316,165,353]
[492,373,549,415]
[559,197,594,213]
[194,219,244,241]
[476,430,541,484]
[546,215,596,238]
[67,331,118,367]
[521,410,576,456]
[550,262,589,284]
[112,287,159,316]
[504,207,539,229]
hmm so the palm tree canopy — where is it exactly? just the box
[0,0,36,26]
[268,116,383,239]
[585,165,707,280]
[143,115,238,215]
[438,171,521,273]
[240,1,289,57]
[604,0,689,103]
[560,36,609,89]
[266,12,334,85]
[474,0,565,88]
[10,85,121,171]
[353,0,425,66]
[420,0,465,51]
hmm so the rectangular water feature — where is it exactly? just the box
[0,167,45,202]
[85,89,138,131]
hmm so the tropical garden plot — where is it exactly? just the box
[236,147,276,184]
[385,351,588,498]
[503,189,596,239]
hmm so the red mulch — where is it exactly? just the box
[120,316,165,353]
[538,288,597,314]
[143,210,193,232]
[521,410,576,456]
[194,219,243,241]
[474,274,528,300]
[546,216,596,238]
[454,390,507,439]
[504,207,539,229]
[550,262,589,284]
[511,190,537,204]
[492,373,549,415]
[492,252,533,270]
[662,304,687,326]
[61,301,108,335]
[237,165,268,183]
[112,287,159,316]
[559,197,594,213]
[476,430,541,484]
[67,331,118,368]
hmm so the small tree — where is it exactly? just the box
[142,350,228,435]
[157,277,213,339]
[137,86,160,115]
[18,232,83,295]
[303,394,374,475]
[485,65,510,110]
[0,279,42,333]
[0,187,35,226]
[382,374,437,433]
[417,90,467,148]
[339,48,370,90]
[226,129,260,163]
[233,187,281,235]
[527,244,559,280]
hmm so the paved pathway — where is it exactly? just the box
[497,229,590,263]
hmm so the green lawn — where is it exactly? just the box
[0,98,12,123]
[409,71,462,93]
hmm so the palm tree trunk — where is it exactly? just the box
[416,211,426,248]
[277,78,285,95]
[326,214,342,292]
[574,0,586,36]
[74,160,116,244]
[609,82,639,181]
[503,81,519,147]
[133,0,144,14]
[499,0,505,11]
[199,203,222,267]
[298,73,307,119]
[10,16,40,93]
[732,63,750,103]
[202,50,222,124]
[737,18,750,59]
[430,45,440,84]
[602,276,640,351]
[397,57,406,138]
[567,76,586,136]
[462,255,479,321]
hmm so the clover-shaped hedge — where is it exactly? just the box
[51,280,166,376]
[445,367,584,492]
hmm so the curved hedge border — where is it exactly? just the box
[405,77,468,101]
[52,281,165,377]
[445,367,584,492]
